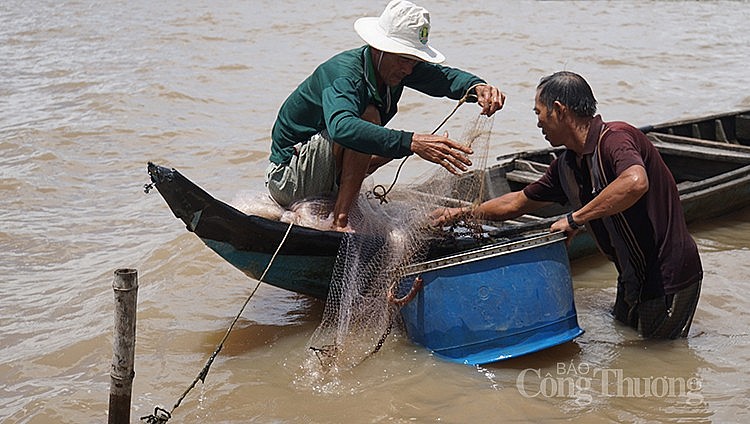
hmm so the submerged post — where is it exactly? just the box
[108,268,139,424]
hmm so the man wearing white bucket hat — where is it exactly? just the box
[267,0,505,231]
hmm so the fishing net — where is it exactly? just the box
[230,191,337,230]
[302,114,495,378]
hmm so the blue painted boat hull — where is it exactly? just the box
[204,239,335,300]
[399,232,584,365]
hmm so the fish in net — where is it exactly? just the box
[303,114,495,378]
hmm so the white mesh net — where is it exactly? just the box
[301,114,495,381]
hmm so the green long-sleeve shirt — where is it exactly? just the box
[269,46,485,165]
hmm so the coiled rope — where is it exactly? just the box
[140,221,295,424]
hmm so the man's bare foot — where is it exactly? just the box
[332,224,355,233]
[332,214,354,233]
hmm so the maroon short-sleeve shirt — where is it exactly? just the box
[524,116,702,297]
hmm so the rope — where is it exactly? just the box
[387,276,424,307]
[370,84,481,204]
[140,221,296,424]
[365,313,394,358]
[351,273,424,363]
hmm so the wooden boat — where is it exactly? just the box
[147,109,750,300]
[640,108,750,222]
[640,108,750,150]
[146,162,508,300]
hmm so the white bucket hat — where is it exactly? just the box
[354,0,445,64]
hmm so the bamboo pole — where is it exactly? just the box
[108,268,139,424]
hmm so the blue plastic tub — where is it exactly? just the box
[398,231,584,365]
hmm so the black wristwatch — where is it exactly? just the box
[566,212,581,230]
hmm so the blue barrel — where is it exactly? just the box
[398,231,584,365]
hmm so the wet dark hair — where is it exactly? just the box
[537,71,597,118]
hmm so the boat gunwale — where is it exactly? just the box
[641,108,750,132]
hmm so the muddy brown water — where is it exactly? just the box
[2,1,749,422]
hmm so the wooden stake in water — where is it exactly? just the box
[108,268,139,424]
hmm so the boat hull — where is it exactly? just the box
[398,232,584,365]
[147,109,750,301]
[204,239,335,299]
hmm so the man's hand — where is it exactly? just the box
[410,132,473,175]
[550,214,580,246]
[430,206,471,227]
[473,84,505,117]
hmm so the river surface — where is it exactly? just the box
[2,1,750,423]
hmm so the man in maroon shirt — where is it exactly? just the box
[433,71,702,339]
